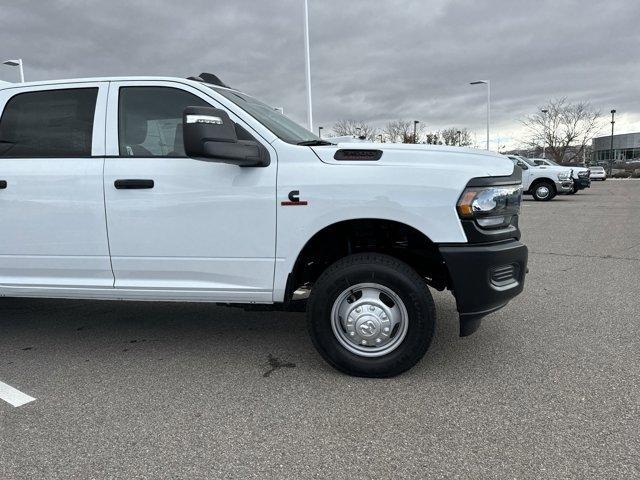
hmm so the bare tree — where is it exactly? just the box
[521,98,601,163]
[332,120,378,141]
[440,127,473,146]
[425,131,441,145]
[383,120,424,143]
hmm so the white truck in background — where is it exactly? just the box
[507,155,573,200]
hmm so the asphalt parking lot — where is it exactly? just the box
[1,180,639,479]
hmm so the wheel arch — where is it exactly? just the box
[281,218,450,304]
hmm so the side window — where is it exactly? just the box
[0,88,98,158]
[118,87,211,157]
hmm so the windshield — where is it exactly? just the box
[210,86,322,145]
[518,156,537,167]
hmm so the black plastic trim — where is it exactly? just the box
[466,166,522,187]
[0,180,6,189]
[114,179,154,189]
[439,239,528,337]
[334,149,382,161]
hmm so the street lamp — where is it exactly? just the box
[2,59,24,82]
[378,134,383,143]
[413,120,419,143]
[470,80,490,150]
[456,130,461,146]
[609,109,616,174]
[318,126,323,138]
[355,127,361,138]
[303,0,313,131]
[541,108,548,158]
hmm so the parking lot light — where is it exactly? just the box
[609,109,616,175]
[541,109,548,158]
[2,58,24,82]
[470,80,490,150]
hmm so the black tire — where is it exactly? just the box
[567,186,577,195]
[307,253,435,377]
[531,180,556,201]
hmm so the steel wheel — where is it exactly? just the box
[330,282,409,357]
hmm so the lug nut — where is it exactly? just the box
[355,307,361,313]
[383,327,390,333]
[361,340,367,345]
[369,306,375,312]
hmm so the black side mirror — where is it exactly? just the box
[516,160,528,170]
[183,106,269,167]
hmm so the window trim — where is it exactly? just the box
[105,80,273,158]
[0,82,107,158]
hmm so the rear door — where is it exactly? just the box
[0,82,112,292]
[103,81,277,302]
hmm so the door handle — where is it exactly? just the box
[114,179,154,190]
[0,180,6,189]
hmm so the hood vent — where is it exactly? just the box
[334,149,383,161]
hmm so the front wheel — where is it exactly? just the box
[532,181,556,201]
[307,253,435,377]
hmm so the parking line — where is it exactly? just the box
[0,380,36,407]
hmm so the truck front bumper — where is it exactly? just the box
[573,177,591,190]
[438,240,528,337]
[556,179,574,193]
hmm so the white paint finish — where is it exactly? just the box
[0,381,35,407]
[103,81,277,297]
[272,141,515,301]
[0,82,113,290]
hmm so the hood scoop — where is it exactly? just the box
[334,149,383,161]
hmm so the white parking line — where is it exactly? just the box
[0,380,36,407]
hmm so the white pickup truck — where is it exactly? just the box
[532,158,591,194]
[507,155,573,200]
[0,74,528,377]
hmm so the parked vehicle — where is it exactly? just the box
[507,155,573,201]
[533,158,591,193]
[589,166,607,180]
[0,75,528,377]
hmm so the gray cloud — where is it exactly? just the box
[1,0,639,144]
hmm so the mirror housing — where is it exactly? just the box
[516,160,529,170]
[183,106,269,167]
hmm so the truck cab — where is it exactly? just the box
[0,74,528,377]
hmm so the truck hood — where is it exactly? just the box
[311,142,515,178]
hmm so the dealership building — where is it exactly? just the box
[592,132,640,162]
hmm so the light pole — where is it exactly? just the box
[378,134,383,143]
[318,126,323,138]
[470,80,490,150]
[456,130,461,146]
[541,108,548,158]
[609,109,616,174]
[413,120,419,143]
[303,0,313,131]
[2,59,24,82]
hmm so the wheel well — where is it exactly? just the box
[531,178,556,192]
[285,219,449,301]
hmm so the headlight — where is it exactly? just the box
[457,184,522,229]
[557,171,571,181]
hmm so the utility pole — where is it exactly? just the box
[541,109,548,158]
[609,109,616,175]
[413,120,419,143]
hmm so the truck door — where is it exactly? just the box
[0,83,113,292]
[103,81,277,302]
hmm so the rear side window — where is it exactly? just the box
[0,88,98,157]
[118,87,210,157]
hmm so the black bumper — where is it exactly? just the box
[574,177,591,190]
[438,240,528,337]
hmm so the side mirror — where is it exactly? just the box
[516,160,528,170]
[183,106,269,167]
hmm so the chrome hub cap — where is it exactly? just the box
[331,283,408,357]
[536,185,550,198]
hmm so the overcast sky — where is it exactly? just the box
[1,0,639,148]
